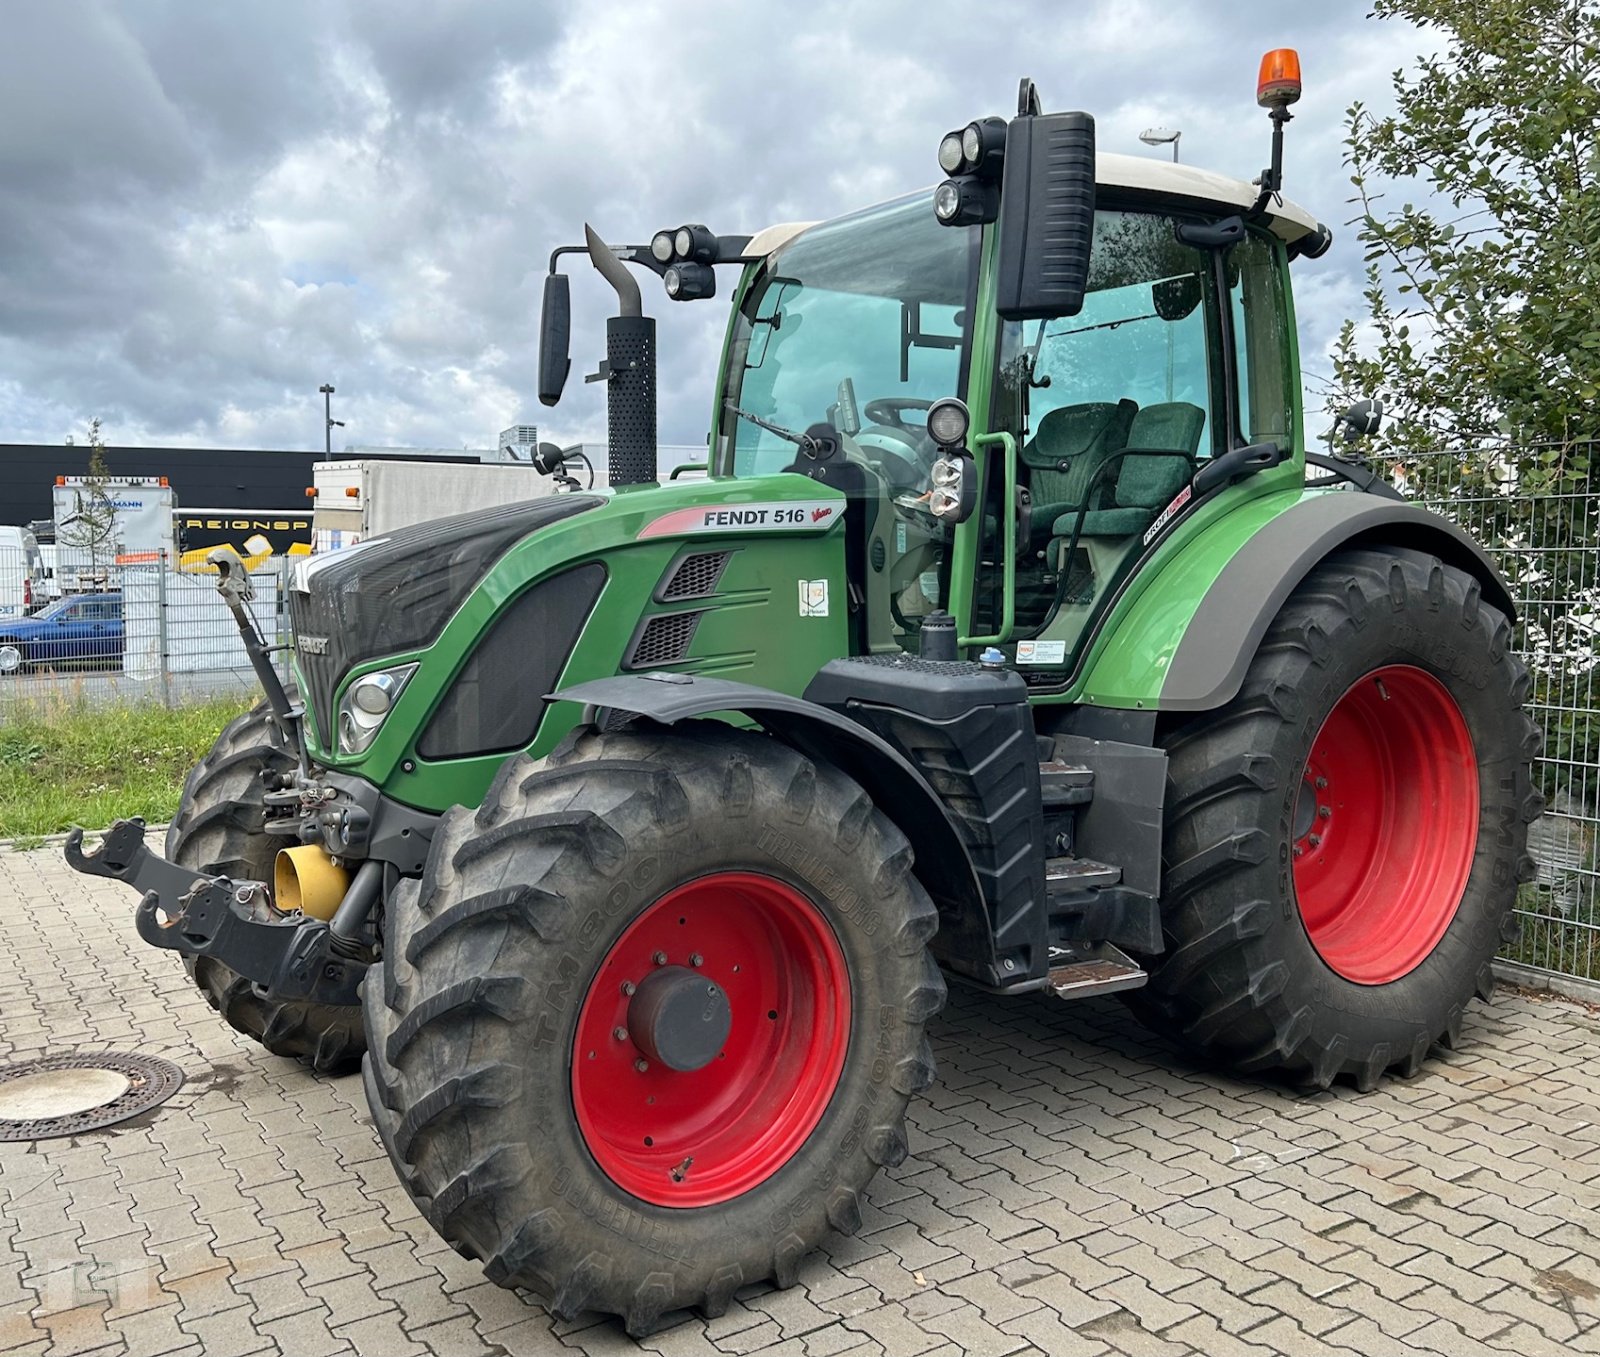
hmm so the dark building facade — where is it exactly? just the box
[0,444,322,528]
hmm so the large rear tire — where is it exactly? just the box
[1130,549,1541,1089]
[167,700,365,1074]
[363,723,944,1334]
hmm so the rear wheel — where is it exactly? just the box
[363,723,944,1334]
[1131,549,1542,1088]
[167,700,365,1074]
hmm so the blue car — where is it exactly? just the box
[0,592,123,675]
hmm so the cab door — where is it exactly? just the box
[957,209,1291,690]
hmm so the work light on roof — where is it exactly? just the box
[938,131,966,175]
[650,231,675,263]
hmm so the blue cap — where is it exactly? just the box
[978,647,1006,669]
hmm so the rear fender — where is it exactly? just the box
[1078,491,1514,713]
[551,674,998,981]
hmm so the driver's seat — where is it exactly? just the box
[1020,400,1138,548]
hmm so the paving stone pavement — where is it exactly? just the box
[2,839,1599,1357]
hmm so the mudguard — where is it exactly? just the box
[550,674,1001,983]
[1078,491,1515,713]
[1164,494,1514,711]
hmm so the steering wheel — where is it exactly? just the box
[863,397,935,430]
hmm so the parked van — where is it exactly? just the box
[0,527,47,621]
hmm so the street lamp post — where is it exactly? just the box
[319,383,344,460]
[1139,127,1182,162]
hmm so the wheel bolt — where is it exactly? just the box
[1314,776,1328,790]
[652,951,668,966]
[620,981,637,997]
[1318,806,1332,819]
[634,1058,649,1073]
[1293,846,1303,859]
[613,1026,628,1041]
[689,953,704,968]
[1308,833,1322,847]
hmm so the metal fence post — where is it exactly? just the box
[157,550,172,708]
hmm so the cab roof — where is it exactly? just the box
[743,153,1323,260]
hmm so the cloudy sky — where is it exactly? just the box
[0,1,1433,454]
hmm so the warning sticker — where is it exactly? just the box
[799,579,830,617]
[1015,640,1067,665]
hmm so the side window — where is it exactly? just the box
[1025,213,1218,464]
[1230,232,1294,446]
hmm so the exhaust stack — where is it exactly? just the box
[584,224,658,488]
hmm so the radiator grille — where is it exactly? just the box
[660,551,731,600]
[627,611,702,669]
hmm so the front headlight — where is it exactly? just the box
[338,663,417,755]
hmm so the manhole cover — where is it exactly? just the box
[0,1053,185,1141]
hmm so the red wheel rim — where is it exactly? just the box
[571,872,851,1207]
[1292,665,1479,985]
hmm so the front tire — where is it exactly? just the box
[1131,549,1541,1089]
[167,700,365,1074]
[363,723,944,1334]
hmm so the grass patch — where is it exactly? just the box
[0,696,252,842]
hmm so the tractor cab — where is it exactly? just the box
[709,153,1319,681]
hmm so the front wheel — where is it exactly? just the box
[1130,549,1542,1089]
[363,723,944,1334]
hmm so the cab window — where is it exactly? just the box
[979,208,1224,665]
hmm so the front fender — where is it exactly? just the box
[551,674,997,980]
[1077,489,1514,713]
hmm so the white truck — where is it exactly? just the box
[52,476,178,587]
[309,459,563,552]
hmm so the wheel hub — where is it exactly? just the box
[626,965,732,1073]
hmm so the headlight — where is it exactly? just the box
[927,396,971,448]
[928,454,977,523]
[933,181,962,222]
[674,226,693,259]
[338,663,417,755]
[938,131,966,175]
[961,124,982,165]
[650,231,675,263]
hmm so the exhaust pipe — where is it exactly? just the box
[584,224,658,488]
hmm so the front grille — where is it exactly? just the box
[660,551,731,600]
[289,494,602,746]
[627,611,702,669]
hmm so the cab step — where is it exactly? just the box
[1045,855,1121,891]
[1039,760,1095,808]
[1046,942,1148,999]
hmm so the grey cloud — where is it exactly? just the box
[0,0,1420,452]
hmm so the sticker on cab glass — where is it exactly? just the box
[638,501,838,540]
[1015,640,1067,664]
[799,580,829,617]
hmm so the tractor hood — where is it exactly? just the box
[287,494,603,744]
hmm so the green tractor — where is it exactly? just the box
[71,53,1539,1333]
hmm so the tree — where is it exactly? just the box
[57,417,121,580]
[1330,3,1600,964]
[1330,0,1600,473]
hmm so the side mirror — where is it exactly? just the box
[1152,274,1203,322]
[995,111,1097,320]
[538,273,572,407]
[1340,398,1383,441]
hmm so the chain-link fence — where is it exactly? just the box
[1364,441,1599,992]
[0,546,292,711]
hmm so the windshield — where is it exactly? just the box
[717,193,978,483]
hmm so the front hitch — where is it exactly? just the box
[65,818,366,1006]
